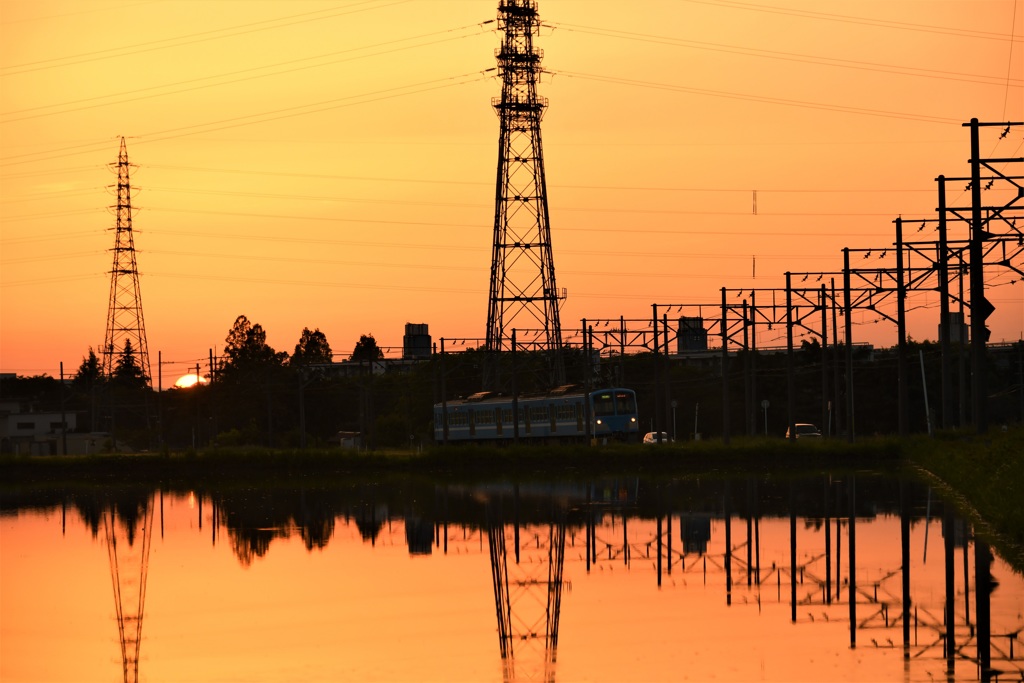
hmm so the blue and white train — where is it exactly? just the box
[434,387,639,444]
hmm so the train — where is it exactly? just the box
[433,386,639,444]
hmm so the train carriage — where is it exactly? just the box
[434,387,639,444]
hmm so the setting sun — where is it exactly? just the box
[173,373,208,389]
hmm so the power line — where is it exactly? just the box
[137,166,933,194]
[681,0,1021,42]
[551,22,1021,88]
[1003,0,1022,120]
[1,1,151,26]
[0,71,494,167]
[0,0,411,75]
[0,208,106,223]
[138,186,914,216]
[146,205,908,226]
[0,164,100,179]
[560,70,963,125]
[13,270,1016,312]
[0,245,804,269]
[1,188,103,203]
[1,22,492,123]
[143,70,494,145]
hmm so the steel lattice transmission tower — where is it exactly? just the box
[486,0,564,358]
[102,137,151,384]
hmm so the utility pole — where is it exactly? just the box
[967,119,991,433]
[486,0,564,387]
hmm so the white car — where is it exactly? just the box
[642,431,671,444]
[786,423,822,439]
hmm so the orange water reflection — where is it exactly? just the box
[1,477,1021,682]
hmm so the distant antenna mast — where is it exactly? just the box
[102,137,151,383]
[486,0,564,359]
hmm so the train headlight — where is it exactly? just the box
[630,417,636,423]
[596,418,603,425]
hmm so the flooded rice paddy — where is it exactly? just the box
[2,472,1022,682]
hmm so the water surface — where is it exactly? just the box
[2,473,1022,682]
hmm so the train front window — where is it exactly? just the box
[593,393,615,416]
[615,391,636,414]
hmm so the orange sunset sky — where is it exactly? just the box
[2,0,1022,381]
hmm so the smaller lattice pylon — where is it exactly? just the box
[102,137,151,384]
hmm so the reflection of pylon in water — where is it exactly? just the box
[103,501,153,683]
[488,519,567,682]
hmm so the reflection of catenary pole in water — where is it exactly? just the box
[103,501,153,683]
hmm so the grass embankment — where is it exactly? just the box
[902,427,1024,572]
[3,429,1020,567]
[0,436,904,487]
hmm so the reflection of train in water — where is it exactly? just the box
[434,387,639,443]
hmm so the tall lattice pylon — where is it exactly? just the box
[102,137,151,383]
[486,0,564,360]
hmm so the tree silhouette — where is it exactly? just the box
[73,347,104,386]
[113,339,147,389]
[216,315,290,446]
[71,347,105,432]
[350,334,383,363]
[292,327,333,367]
[220,315,288,381]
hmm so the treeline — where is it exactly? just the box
[3,313,1022,452]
